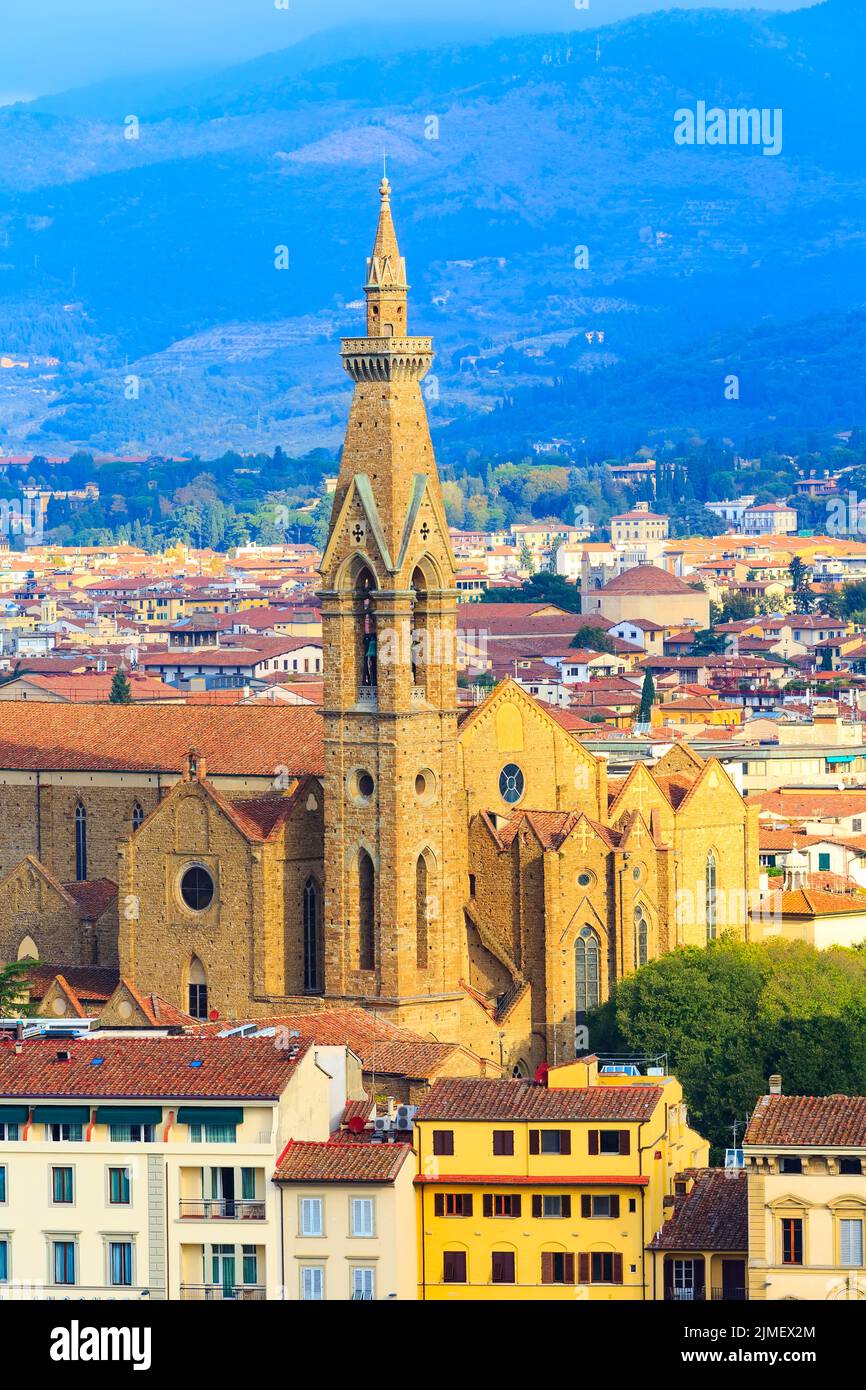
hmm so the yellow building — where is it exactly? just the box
[131,591,187,625]
[745,1080,866,1300]
[413,1055,708,1300]
[649,1167,748,1301]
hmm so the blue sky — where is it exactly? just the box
[0,0,817,105]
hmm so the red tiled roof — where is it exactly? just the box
[274,1139,411,1183]
[601,567,699,596]
[17,964,118,1002]
[0,1036,310,1099]
[650,1169,748,1251]
[746,1094,866,1147]
[413,1078,662,1123]
[63,879,117,920]
[0,704,324,777]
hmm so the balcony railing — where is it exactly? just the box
[180,1284,266,1301]
[179,1199,266,1221]
[666,1287,748,1302]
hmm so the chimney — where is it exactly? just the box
[769,1074,782,1095]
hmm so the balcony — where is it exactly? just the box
[180,1284,266,1301]
[178,1198,266,1221]
[666,1287,748,1302]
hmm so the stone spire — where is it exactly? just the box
[365,176,409,336]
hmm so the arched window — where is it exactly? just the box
[635,906,648,969]
[358,850,376,971]
[132,801,144,831]
[706,851,717,942]
[75,801,87,881]
[416,852,431,970]
[575,927,600,1015]
[17,935,38,961]
[187,956,208,1020]
[357,568,377,688]
[303,877,322,993]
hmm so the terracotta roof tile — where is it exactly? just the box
[650,1169,748,1251]
[746,1094,866,1147]
[274,1139,411,1184]
[413,1077,662,1123]
[63,879,117,920]
[0,1035,310,1099]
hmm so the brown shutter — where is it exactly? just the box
[541,1251,553,1284]
[581,1194,592,1218]
[613,1252,623,1284]
[611,1195,620,1218]
[483,1194,493,1218]
[529,1130,540,1154]
[619,1130,631,1156]
[512,1194,522,1217]
[564,1253,576,1284]
[560,1130,571,1155]
[578,1252,590,1284]
[562,1194,571,1218]
[465,1194,473,1217]
[532,1195,542,1218]
[434,1193,444,1217]
[588,1130,599,1155]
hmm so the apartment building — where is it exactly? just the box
[413,1056,708,1300]
[0,1033,331,1301]
[745,1081,866,1300]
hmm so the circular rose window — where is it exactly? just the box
[181,865,214,911]
[499,763,525,805]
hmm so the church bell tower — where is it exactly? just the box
[319,178,467,1029]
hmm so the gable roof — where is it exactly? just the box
[600,566,699,596]
[274,1139,411,1184]
[413,1077,662,1123]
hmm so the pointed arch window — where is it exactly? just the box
[132,801,144,831]
[187,956,208,1020]
[357,568,377,688]
[416,852,432,970]
[303,877,322,994]
[706,852,718,942]
[75,802,87,881]
[575,927,600,1015]
[635,906,648,969]
[358,851,376,972]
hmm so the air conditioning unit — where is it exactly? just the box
[394,1105,417,1131]
[373,1116,392,1134]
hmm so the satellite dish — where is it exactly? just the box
[208,1009,220,1022]
[347,1115,366,1135]
[535,1062,550,1086]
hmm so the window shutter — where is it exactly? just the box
[532,1195,542,1218]
[613,1253,623,1284]
[578,1252,590,1284]
[483,1194,493,1218]
[588,1130,599,1155]
[562,1195,571,1218]
[434,1194,444,1217]
[465,1194,473,1218]
[541,1251,553,1284]
[611,1195,620,1218]
[560,1130,571,1155]
[564,1253,576,1284]
[619,1130,631,1155]
[512,1195,521,1218]
[529,1130,540,1155]
[581,1194,592,1218]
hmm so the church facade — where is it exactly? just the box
[0,183,759,1073]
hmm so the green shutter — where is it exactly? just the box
[94,1106,162,1125]
[176,1107,243,1127]
[32,1105,90,1124]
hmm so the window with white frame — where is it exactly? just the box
[0,1167,6,1204]
[109,1124,155,1143]
[0,1125,19,1142]
[841,1217,864,1267]
[108,1240,133,1287]
[351,1266,375,1300]
[0,1237,8,1282]
[351,1197,374,1237]
[300,1196,323,1237]
[300,1264,325,1300]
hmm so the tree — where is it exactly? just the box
[637,668,656,722]
[719,592,758,622]
[788,555,814,614]
[109,667,133,705]
[570,626,616,654]
[493,573,582,613]
[0,959,36,1015]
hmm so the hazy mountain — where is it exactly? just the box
[0,0,862,458]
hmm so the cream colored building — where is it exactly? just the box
[273,1138,416,1300]
[0,1032,333,1301]
[745,1083,866,1300]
